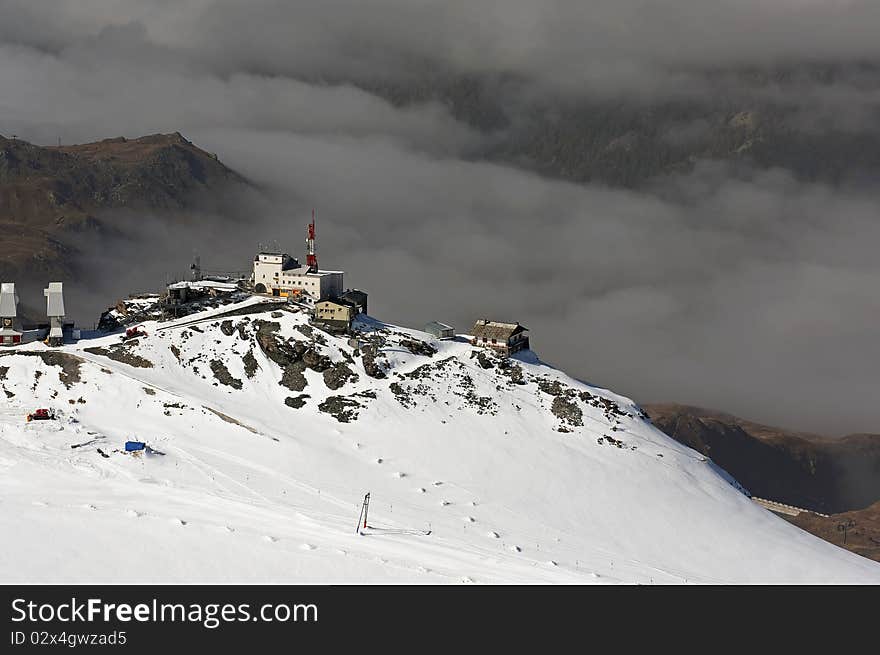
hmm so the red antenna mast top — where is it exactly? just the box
[306,208,318,273]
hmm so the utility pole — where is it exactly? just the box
[837,519,855,545]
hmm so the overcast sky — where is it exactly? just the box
[2,0,879,434]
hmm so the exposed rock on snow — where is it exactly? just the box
[285,394,310,409]
[83,344,153,368]
[323,363,359,391]
[551,394,583,431]
[210,359,243,390]
[400,338,437,358]
[242,349,259,378]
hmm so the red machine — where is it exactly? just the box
[27,408,55,422]
[123,325,148,341]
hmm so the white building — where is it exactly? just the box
[0,282,21,346]
[44,282,65,346]
[252,252,343,301]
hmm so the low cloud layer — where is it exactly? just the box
[2,1,880,434]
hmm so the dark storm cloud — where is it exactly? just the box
[1,0,880,434]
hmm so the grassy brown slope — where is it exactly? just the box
[786,503,880,564]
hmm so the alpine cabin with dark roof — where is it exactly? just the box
[470,320,529,355]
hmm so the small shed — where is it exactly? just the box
[470,319,529,355]
[313,298,356,333]
[424,321,455,340]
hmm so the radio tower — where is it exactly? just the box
[306,209,318,273]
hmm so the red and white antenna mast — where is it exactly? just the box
[306,208,318,273]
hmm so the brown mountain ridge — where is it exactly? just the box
[0,132,245,281]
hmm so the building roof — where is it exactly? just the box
[168,280,238,291]
[316,297,356,308]
[471,319,528,341]
[280,265,344,278]
[425,321,454,332]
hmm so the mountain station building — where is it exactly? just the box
[252,252,343,301]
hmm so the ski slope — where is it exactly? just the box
[0,298,877,583]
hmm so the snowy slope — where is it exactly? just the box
[1,298,878,584]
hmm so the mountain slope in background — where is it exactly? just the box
[788,502,880,564]
[643,403,880,515]
[0,132,245,281]
[1,297,877,583]
[370,65,880,187]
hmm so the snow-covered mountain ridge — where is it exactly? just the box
[1,297,878,583]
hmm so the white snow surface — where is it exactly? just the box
[0,298,877,584]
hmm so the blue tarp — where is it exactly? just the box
[124,441,146,452]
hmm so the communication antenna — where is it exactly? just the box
[190,253,202,281]
[306,208,318,273]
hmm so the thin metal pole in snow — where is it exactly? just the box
[363,492,370,528]
[356,492,371,533]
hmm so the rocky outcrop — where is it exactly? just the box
[285,394,310,409]
[280,361,308,392]
[210,359,243,390]
[400,339,437,357]
[83,344,153,369]
[319,395,365,423]
[323,363,359,390]
[242,349,259,378]
[551,395,583,432]
[359,343,387,379]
